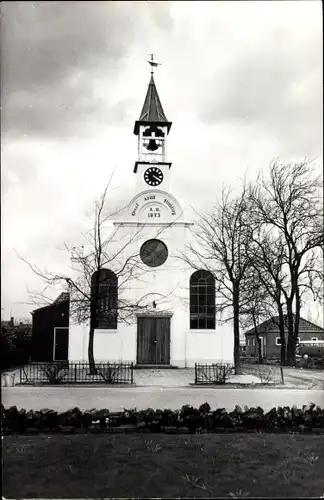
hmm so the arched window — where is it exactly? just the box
[190,270,215,329]
[91,269,118,329]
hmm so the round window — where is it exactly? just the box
[140,239,168,268]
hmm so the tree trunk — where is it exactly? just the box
[88,288,99,374]
[277,303,287,365]
[292,288,301,367]
[87,272,101,375]
[257,335,263,364]
[252,313,263,364]
[88,325,96,374]
[286,299,295,366]
[234,335,241,375]
[233,294,241,375]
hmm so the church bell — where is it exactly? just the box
[145,139,159,151]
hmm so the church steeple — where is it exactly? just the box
[134,74,172,135]
[133,55,172,182]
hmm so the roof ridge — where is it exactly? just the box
[244,314,324,335]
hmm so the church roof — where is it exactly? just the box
[134,75,172,135]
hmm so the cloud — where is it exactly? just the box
[193,1,322,157]
[1,1,173,139]
[1,1,322,322]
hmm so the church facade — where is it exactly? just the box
[68,68,234,368]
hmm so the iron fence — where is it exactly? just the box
[241,362,285,384]
[19,361,134,385]
[194,363,234,385]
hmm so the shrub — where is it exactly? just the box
[265,358,281,366]
[1,328,18,371]
[96,364,122,383]
[39,362,69,384]
[195,363,234,384]
[314,358,324,369]
[1,326,32,370]
[296,356,324,370]
[242,363,283,384]
[1,403,324,435]
[256,365,278,385]
[241,357,258,365]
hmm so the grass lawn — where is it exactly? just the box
[3,433,324,498]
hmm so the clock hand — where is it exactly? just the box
[152,175,161,181]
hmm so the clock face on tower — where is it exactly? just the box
[144,167,163,187]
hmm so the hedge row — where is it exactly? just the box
[2,403,324,434]
[242,357,324,369]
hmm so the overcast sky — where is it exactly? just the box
[1,1,323,323]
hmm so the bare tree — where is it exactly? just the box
[18,180,175,373]
[182,183,251,374]
[16,317,32,326]
[249,159,324,365]
[240,269,278,364]
[243,226,289,364]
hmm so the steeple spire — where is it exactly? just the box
[133,55,172,135]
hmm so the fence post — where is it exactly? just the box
[74,363,77,383]
[280,366,284,385]
[131,362,134,384]
[20,366,22,384]
[194,363,197,384]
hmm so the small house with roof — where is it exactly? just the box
[31,292,70,362]
[244,315,324,359]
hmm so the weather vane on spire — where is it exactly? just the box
[147,53,161,75]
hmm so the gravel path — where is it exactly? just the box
[2,386,324,412]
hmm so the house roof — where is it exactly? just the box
[245,315,324,336]
[53,292,70,304]
[133,74,172,135]
[31,292,70,314]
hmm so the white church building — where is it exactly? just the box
[68,65,234,368]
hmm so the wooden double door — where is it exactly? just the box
[137,317,171,365]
